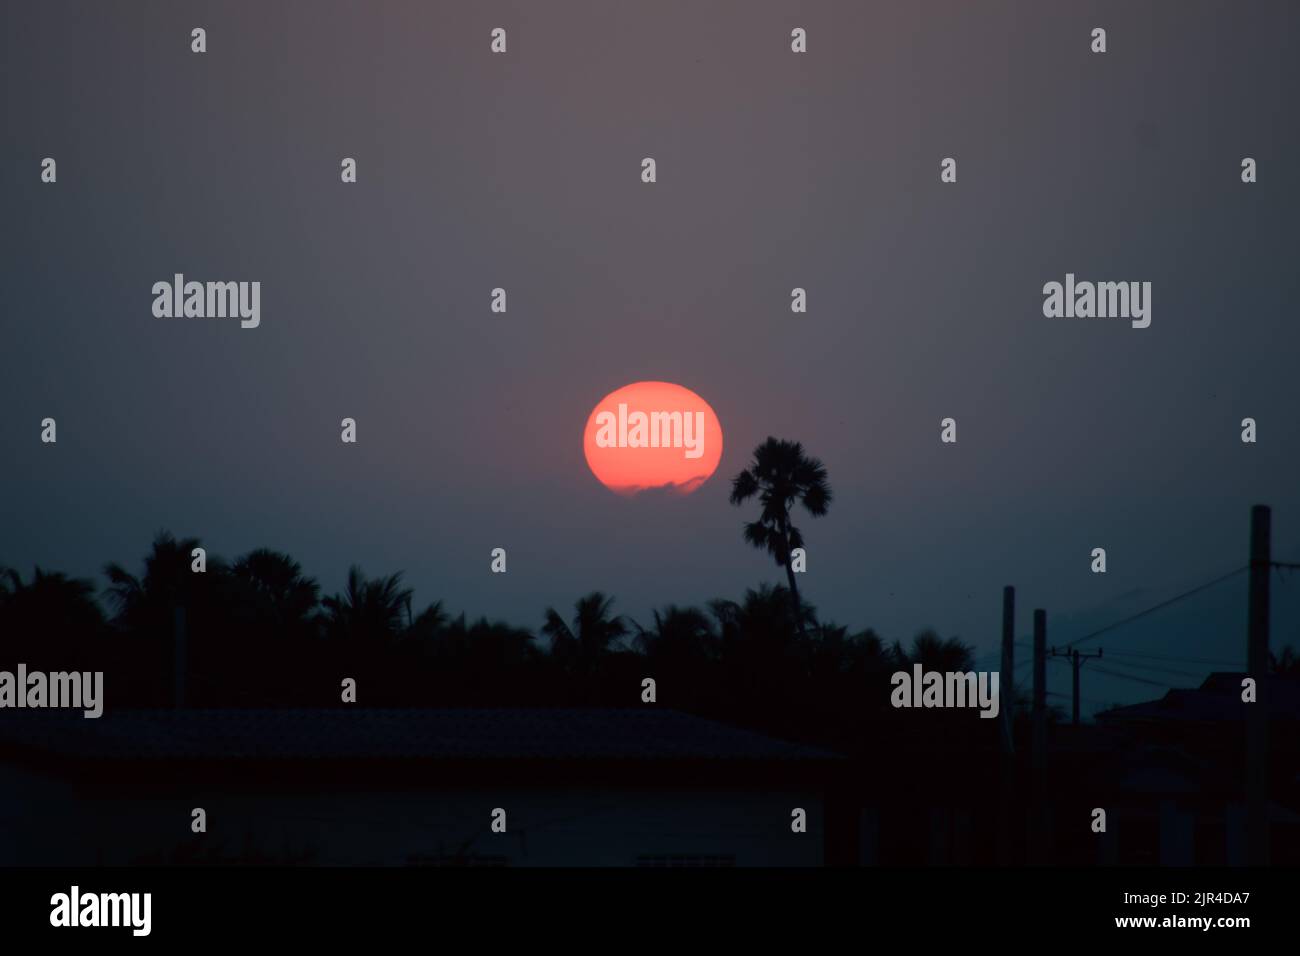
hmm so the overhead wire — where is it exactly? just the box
[1061,565,1247,650]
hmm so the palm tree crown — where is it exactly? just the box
[542,591,628,672]
[321,566,413,642]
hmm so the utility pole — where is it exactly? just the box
[1031,609,1047,864]
[1001,587,1015,754]
[998,586,1015,865]
[1051,646,1103,725]
[1032,610,1046,770]
[1246,504,1270,866]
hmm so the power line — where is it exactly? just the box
[1090,664,1178,689]
[1106,650,1239,667]
[1047,690,1108,707]
[1087,657,1204,680]
[1062,565,1248,650]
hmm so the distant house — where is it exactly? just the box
[848,673,1300,867]
[1093,673,1300,865]
[0,708,844,866]
[1097,673,1300,726]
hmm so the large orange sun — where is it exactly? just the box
[583,381,723,495]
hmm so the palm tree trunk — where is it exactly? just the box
[779,520,806,635]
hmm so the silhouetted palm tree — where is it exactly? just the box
[405,600,449,641]
[729,438,831,633]
[102,530,220,633]
[709,583,814,665]
[634,605,718,666]
[0,565,104,636]
[229,548,320,638]
[542,592,628,673]
[321,566,413,642]
[440,614,539,669]
[892,630,976,672]
[805,621,891,677]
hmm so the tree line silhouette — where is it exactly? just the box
[0,532,992,754]
[0,442,987,756]
[6,438,1287,758]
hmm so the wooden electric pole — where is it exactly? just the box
[1246,504,1270,866]
[997,586,1015,864]
[1031,609,1047,864]
[1001,586,1015,754]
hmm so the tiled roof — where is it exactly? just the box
[0,708,840,762]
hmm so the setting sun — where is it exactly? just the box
[583,381,723,495]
